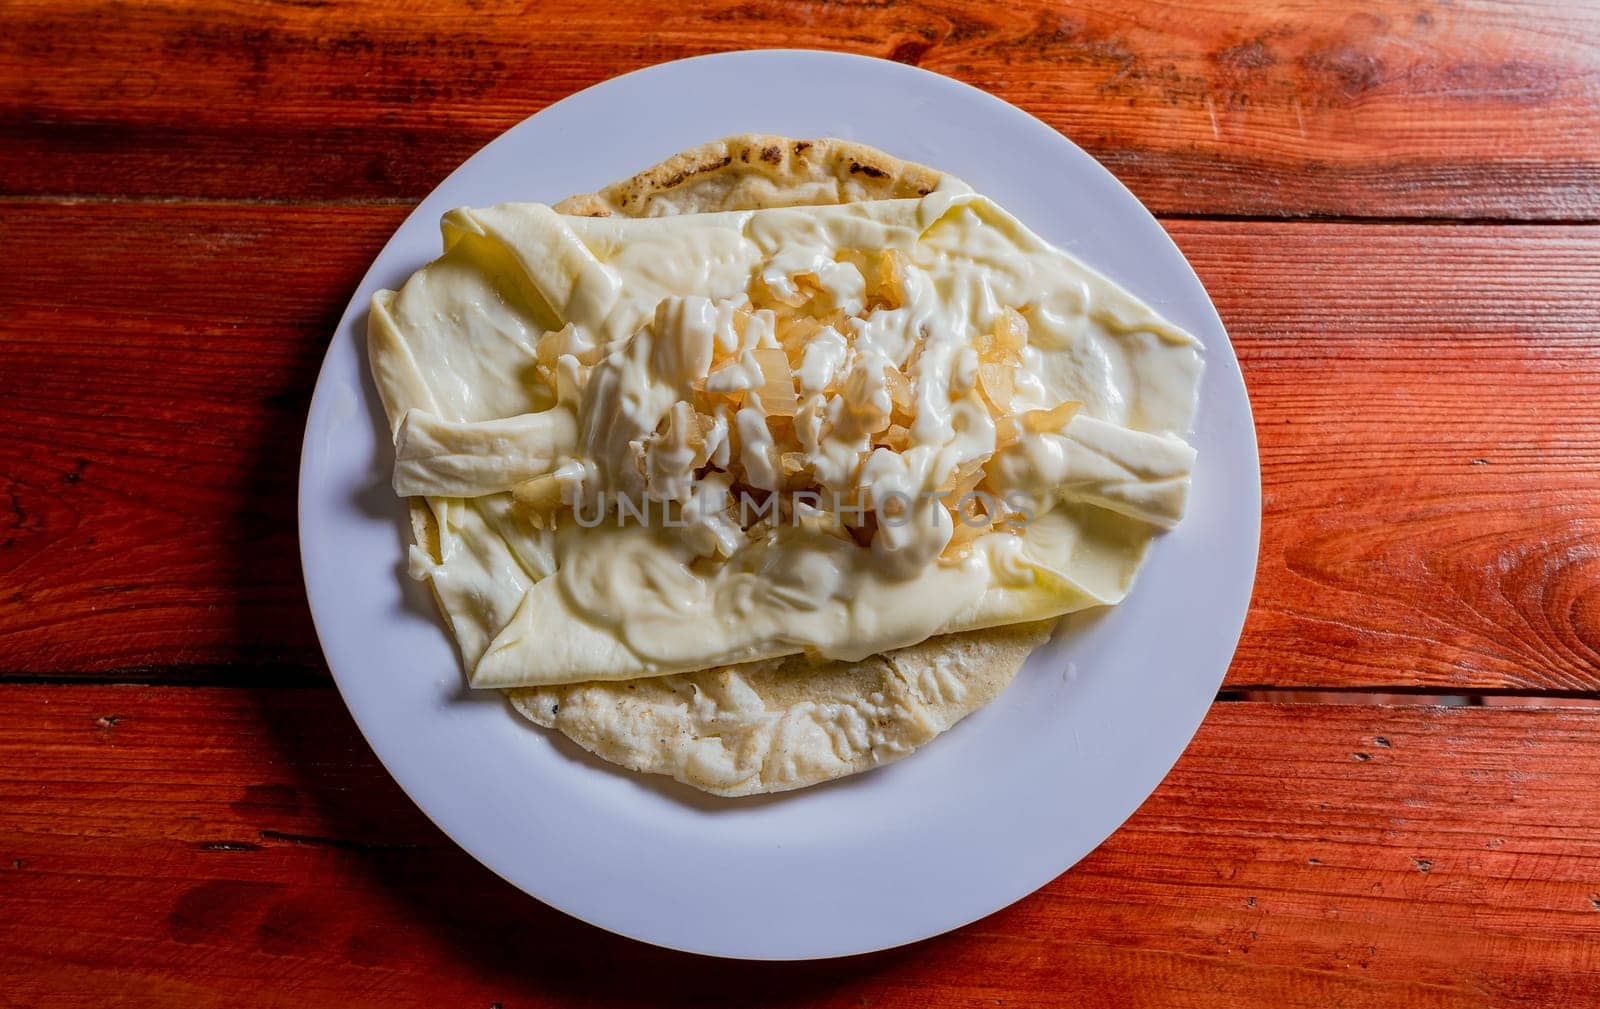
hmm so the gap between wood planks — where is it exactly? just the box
[6,190,1600,227]
[1218,687,1600,708]
[3,667,1598,708]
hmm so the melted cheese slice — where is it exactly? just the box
[369,191,1203,687]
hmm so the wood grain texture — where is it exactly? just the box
[3,686,1599,1007]
[4,202,1598,690]
[1180,222,1600,692]
[2,0,1599,217]
[0,202,403,680]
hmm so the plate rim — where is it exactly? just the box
[298,47,1261,960]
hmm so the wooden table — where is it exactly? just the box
[4,2,1599,1004]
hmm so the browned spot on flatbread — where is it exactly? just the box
[793,141,812,153]
[656,153,735,194]
[848,159,889,179]
[760,145,781,164]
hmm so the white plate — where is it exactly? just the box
[299,49,1259,960]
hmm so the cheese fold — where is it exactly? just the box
[369,191,1203,687]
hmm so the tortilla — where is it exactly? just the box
[550,135,951,218]
[508,620,1052,797]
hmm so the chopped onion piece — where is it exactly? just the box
[751,348,799,417]
[671,402,709,469]
[940,456,988,499]
[878,423,912,452]
[977,361,1014,413]
[1021,400,1082,434]
[994,414,1020,450]
[511,473,563,519]
[993,307,1028,356]
[778,316,824,362]
[875,249,907,310]
[779,452,809,483]
[941,502,993,561]
[883,365,914,416]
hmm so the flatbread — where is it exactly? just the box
[403,135,1051,796]
[551,135,950,218]
[508,621,1053,797]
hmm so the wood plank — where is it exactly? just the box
[0,202,405,680]
[2,0,1599,217]
[2,686,1598,1006]
[1177,222,1600,692]
[3,202,1598,690]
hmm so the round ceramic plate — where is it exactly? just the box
[299,49,1259,960]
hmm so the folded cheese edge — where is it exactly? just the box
[469,505,1151,686]
[391,408,577,498]
[369,190,1203,690]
